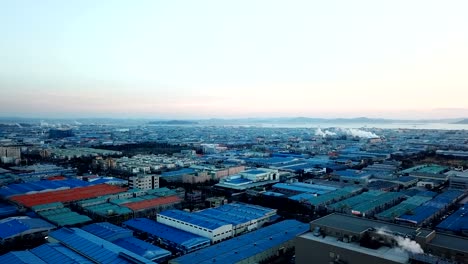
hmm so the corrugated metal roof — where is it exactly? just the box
[123,195,181,211]
[0,179,91,198]
[30,243,94,264]
[123,218,210,250]
[170,220,309,264]
[158,209,231,230]
[82,222,171,261]
[49,227,153,264]
[114,237,172,261]
[195,203,276,226]
[0,251,47,264]
[82,222,133,242]
[436,205,468,232]
[0,216,55,240]
[11,184,126,207]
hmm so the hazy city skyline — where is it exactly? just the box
[1,1,467,119]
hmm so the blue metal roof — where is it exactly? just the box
[0,251,47,264]
[397,206,439,225]
[273,182,336,194]
[397,176,418,182]
[170,220,309,264]
[0,179,91,198]
[436,206,468,232]
[158,209,231,230]
[82,222,133,242]
[397,190,465,225]
[30,243,94,264]
[49,227,153,264]
[0,216,55,240]
[114,237,172,261]
[123,218,210,250]
[334,170,373,178]
[195,203,276,226]
[0,203,17,217]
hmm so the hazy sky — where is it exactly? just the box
[1,0,467,119]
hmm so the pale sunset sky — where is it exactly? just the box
[1,1,467,119]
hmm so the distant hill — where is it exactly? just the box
[453,119,468,124]
[149,120,198,125]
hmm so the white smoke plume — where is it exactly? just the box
[342,128,379,139]
[376,227,424,254]
[315,128,337,137]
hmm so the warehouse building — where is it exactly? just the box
[170,219,309,264]
[0,243,93,264]
[0,216,55,245]
[194,203,277,235]
[376,196,432,221]
[396,190,465,226]
[296,213,468,264]
[157,209,233,242]
[0,179,91,199]
[82,222,172,262]
[215,168,280,191]
[331,169,374,185]
[436,205,468,236]
[123,218,211,254]
[446,170,468,190]
[47,227,153,263]
[32,202,92,227]
[329,191,404,217]
[289,186,362,209]
[10,184,126,208]
[157,203,277,241]
[272,182,337,196]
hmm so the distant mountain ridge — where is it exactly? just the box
[453,119,468,124]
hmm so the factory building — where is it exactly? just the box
[215,168,279,191]
[32,202,92,227]
[436,205,468,236]
[157,203,277,241]
[331,169,374,185]
[157,210,233,243]
[328,191,404,217]
[10,184,126,208]
[0,243,93,264]
[0,179,91,199]
[0,216,55,245]
[123,218,211,254]
[47,227,153,263]
[82,222,172,262]
[289,186,362,209]
[169,219,309,264]
[446,170,468,190]
[296,213,468,264]
[396,190,465,226]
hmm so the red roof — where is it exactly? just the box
[123,195,181,211]
[46,176,67,181]
[11,184,126,207]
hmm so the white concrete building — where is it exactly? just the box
[157,210,233,243]
[128,174,160,190]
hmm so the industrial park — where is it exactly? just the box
[0,120,467,263]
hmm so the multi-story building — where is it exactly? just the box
[128,174,159,190]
